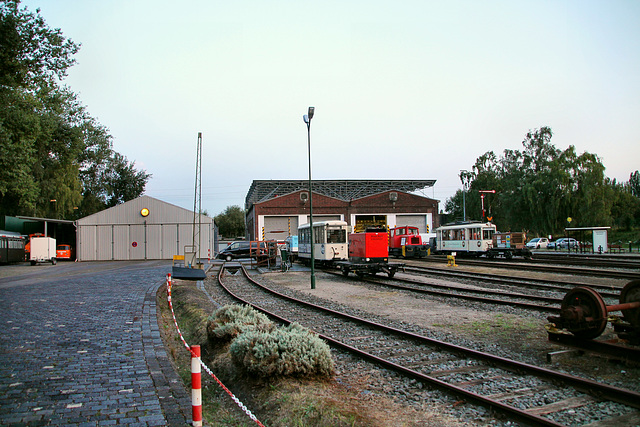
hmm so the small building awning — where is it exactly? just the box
[565,227,611,231]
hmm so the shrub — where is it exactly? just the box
[229,322,335,379]
[207,304,275,343]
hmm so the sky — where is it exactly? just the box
[22,0,640,217]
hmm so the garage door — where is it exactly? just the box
[263,216,299,241]
[396,215,427,233]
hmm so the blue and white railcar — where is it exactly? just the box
[435,221,496,256]
[298,220,349,263]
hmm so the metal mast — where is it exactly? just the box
[191,132,203,267]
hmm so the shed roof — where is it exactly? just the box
[245,179,436,209]
[77,195,213,226]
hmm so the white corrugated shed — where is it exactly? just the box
[76,195,215,261]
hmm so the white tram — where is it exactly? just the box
[298,220,350,263]
[435,221,496,256]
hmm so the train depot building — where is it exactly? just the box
[245,179,439,242]
[76,195,215,261]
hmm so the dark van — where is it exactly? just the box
[217,241,266,261]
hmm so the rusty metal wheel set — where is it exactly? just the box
[548,280,640,342]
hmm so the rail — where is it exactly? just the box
[215,264,640,425]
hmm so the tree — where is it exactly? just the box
[1,0,80,215]
[215,206,246,238]
[629,171,640,198]
[104,153,151,207]
[444,189,465,222]
[447,127,613,236]
[0,1,150,218]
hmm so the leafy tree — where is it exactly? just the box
[0,0,79,215]
[447,126,617,236]
[610,182,640,231]
[629,171,640,198]
[104,153,151,207]
[215,206,246,238]
[0,1,150,218]
[444,189,465,222]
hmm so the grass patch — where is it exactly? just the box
[459,313,543,340]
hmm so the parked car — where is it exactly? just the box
[526,237,549,249]
[549,238,580,249]
[559,238,580,249]
[217,241,267,261]
[56,244,74,260]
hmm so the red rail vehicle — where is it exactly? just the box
[388,226,429,258]
[336,227,404,278]
[349,230,388,262]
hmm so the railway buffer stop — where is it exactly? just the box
[565,226,610,254]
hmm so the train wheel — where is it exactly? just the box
[561,286,608,339]
[342,268,349,277]
[356,271,365,279]
[387,270,396,278]
[620,280,640,329]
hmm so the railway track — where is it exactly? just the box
[530,253,640,269]
[326,268,640,363]
[419,256,640,280]
[325,268,565,313]
[210,264,640,426]
[402,264,623,298]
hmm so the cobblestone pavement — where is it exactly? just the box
[0,261,191,426]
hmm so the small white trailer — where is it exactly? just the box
[30,237,57,265]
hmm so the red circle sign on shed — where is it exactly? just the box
[132,242,138,247]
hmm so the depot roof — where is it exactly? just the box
[245,179,436,209]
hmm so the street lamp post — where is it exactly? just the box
[303,107,316,289]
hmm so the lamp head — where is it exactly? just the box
[308,106,315,119]
[303,114,309,124]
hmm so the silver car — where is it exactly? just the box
[526,237,549,249]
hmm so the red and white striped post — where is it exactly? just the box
[191,345,203,426]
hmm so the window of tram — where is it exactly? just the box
[327,228,346,244]
[313,226,324,244]
[471,228,480,240]
[449,229,465,240]
[299,228,309,245]
[483,228,494,240]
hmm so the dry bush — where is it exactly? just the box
[229,322,335,379]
